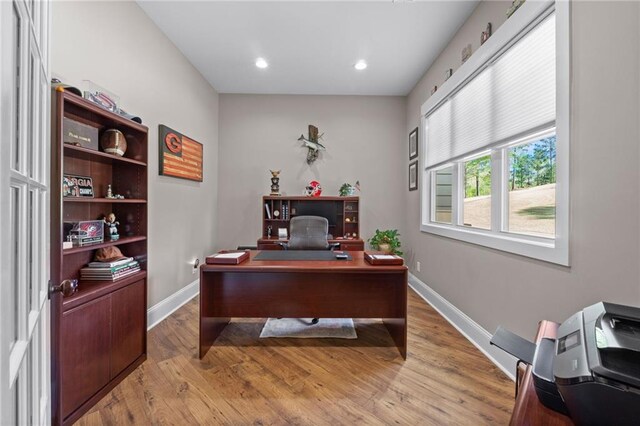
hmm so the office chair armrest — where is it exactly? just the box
[329,242,340,251]
[276,241,289,250]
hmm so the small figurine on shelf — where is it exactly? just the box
[267,225,272,238]
[270,170,281,196]
[106,184,115,199]
[103,212,120,241]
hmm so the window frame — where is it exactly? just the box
[419,0,570,266]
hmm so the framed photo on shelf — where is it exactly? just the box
[63,174,94,198]
[409,127,418,160]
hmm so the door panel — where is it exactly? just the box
[0,0,51,424]
[60,296,111,420]
[111,280,145,378]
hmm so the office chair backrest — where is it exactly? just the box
[287,216,330,250]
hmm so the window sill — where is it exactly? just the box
[420,222,569,266]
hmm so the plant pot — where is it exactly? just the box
[378,243,391,253]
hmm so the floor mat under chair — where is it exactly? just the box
[259,318,357,339]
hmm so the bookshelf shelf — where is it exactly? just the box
[62,235,147,255]
[63,197,147,204]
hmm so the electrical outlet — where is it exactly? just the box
[192,258,200,274]
[416,261,421,272]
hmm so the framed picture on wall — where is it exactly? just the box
[409,160,418,191]
[159,124,203,182]
[409,127,418,160]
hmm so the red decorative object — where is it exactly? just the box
[305,180,322,197]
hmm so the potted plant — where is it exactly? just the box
[339,180,360,196]
[368,229,403,256]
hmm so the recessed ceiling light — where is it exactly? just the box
[255,58,268,69]
[354,60,367,71]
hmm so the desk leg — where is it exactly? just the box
[382,318,407,359]
[199,317,230,359]
[199,270,230,359]
[382,270,407,359]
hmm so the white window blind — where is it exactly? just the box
[425,13,556,168]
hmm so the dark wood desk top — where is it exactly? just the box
[201,250,407,273]
[509,320,573,426]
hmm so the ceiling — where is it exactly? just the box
[137,1,479,96]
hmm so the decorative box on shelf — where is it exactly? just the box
[63,117,99,150]
[63,220,104,246]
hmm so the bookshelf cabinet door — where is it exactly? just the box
[60,296,111,419]
[111,279,146,378]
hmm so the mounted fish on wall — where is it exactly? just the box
[298,125,326,165]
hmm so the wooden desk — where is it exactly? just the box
[199,251,407,359]
[510,320,573,426]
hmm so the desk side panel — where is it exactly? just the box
[200,271,230,358]
[204,271,405,318]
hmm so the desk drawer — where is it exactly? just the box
[340,241,364,251]
[257,242,283,250]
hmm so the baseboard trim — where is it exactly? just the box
[408,273,516,381]
[147,278,200,330]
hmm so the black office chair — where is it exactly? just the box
[277,215,339,251]
[277,215,338,325]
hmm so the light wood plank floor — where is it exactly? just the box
[78,289,514,425]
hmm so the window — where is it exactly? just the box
[508,134,556,237]
[433,166,453,224]
[463,154,491,229]
[420,0,569,265]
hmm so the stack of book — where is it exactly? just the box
[80,257,140,281]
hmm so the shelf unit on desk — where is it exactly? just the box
[51,90,148,425]
[260,196,363,250]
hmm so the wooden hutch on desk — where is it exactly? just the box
[257,195,364,251]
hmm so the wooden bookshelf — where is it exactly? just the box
[50,90,148,425]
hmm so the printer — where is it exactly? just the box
[554,302,640,425]
[491,302,640,425]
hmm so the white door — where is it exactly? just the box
[0,0,51,424]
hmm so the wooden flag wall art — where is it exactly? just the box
[159,125,203,182]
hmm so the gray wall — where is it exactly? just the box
[405,1,640,338]
[217,94,406,250]
[52,1,220,306]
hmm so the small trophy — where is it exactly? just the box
[270,170,281,196]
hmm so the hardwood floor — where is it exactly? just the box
[77,289,514,425]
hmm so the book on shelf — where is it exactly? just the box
[264,203,272,219]
[81,262,139,275]
[87,257,135,268]
[80,266,141,281]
